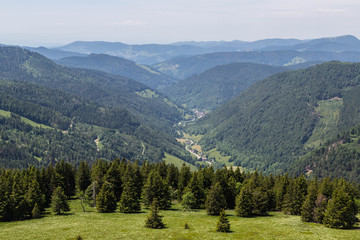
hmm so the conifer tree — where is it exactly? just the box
[104,159,123,201]
[145,199,165,229]
[142,170,171,209]
[32,203,41,219]
[51,187,70,215]
[301,182,318,222]
[55,160,76,198]
[178,164,192,199]
[282,175,307,215]
[323,181,357,229]
[76,161,91,192]
[216,209,230,232]
[96,182,117,213]
[187,172,205,208]
[205,182,226,215]
[252,186,270,216]
[119,166,141,213]
[235,184,253,217]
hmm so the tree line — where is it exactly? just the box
[0,159,359,229]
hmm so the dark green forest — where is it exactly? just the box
[163,62,287,111]
[189,62,360,174]
[0,46,185,133]
[0,160,359,229]
[57,54,176,89]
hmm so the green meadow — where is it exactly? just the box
[0,200,359,240]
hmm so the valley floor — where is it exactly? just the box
[0,200,359,240]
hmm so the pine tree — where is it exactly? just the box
[323,181,357,229]
[205,182,226,215]
[51,187,70,215]
[55,160,76,198]
[76,161,91,192]
[187,172,205,208]
[178,164,192,200]
[142,170,171,210]
[301,181,318,222]
[96,182,117,213]
[119,166,141,213]
[145,199,165,229]
[216,209,230,232]
[104,159,123,201]
[235,184,253,217]
[32,203,41,219]
[282,176,307,215]
[252,186,270,216]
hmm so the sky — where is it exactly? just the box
[1,0,360,47]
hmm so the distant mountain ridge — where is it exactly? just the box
[57,54,177,89]
[153,50,360,79]
[52,35,360,65]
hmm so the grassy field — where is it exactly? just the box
[305,98,343,149]
[182,133,204,143]
[163,152,197,171]
[207,148,232,165]
[0,109,53,130]
[0,200,359,240]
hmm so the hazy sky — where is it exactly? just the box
[1,0,360,46]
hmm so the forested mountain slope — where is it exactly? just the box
[153,50,360,79]
[292,124,360,183]
[191,62,360,174]
[163,62,287,111]
[0,80,191,168]
[57,54,177,89]
[0,46,185,132]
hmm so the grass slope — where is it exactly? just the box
[0,200,359,240]
[163,152,197,171]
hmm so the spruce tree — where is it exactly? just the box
[32,203,41,219]
[145,199,165,229]
[178,164,192,200]
[205,182,226,215]
[76,161,91,192]
[235,184,253,217]
[187,172,205,208]
[96,182,117,213]
[142,170,171,209]
[282,176,307,215]
[119,166,141,213]
[104,159,123,201]
[301,182,318,222]
[323,182,357,229]
[216,209,230,232]
[51,187,70,215]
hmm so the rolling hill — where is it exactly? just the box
[0,79,192,168]
[262,35,360,52]
[0,46,185,132]
[153,50,360,79]
[56,41,209,65]
[57,54,176,89]
[190,62,360,175]
[163,62,287,111]
[0,46,194,167]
